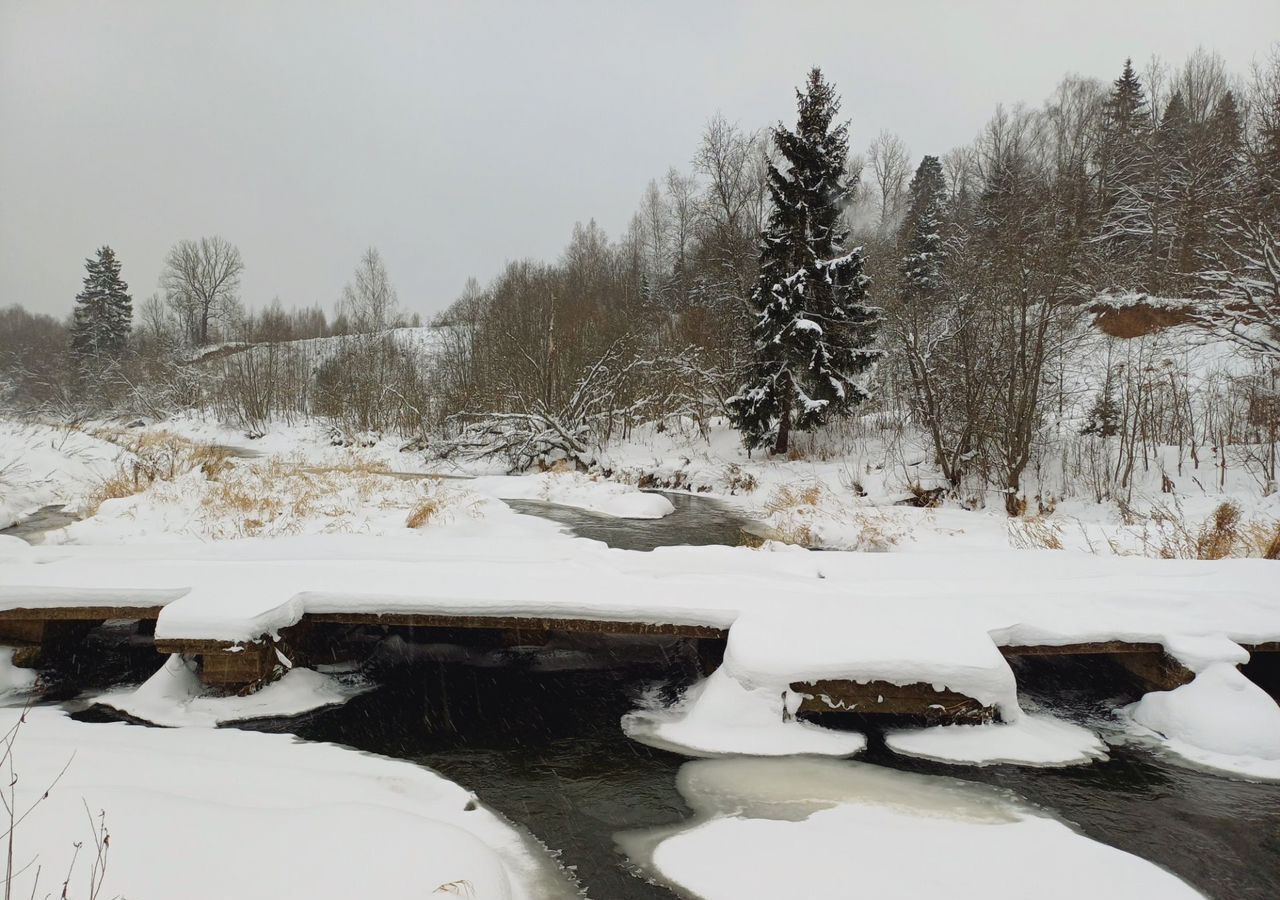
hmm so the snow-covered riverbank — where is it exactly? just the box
[0,707,574,900]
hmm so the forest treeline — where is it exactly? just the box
[2,49,1278,511]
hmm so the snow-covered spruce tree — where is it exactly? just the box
[900,155,947,301]
[728,68,879,454]
[69,245,132,376]
[1097,59,1156,290]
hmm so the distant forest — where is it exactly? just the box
[2,48,1278,511]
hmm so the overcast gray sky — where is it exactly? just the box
[3,1,1277,321]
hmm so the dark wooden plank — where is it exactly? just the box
[999,641,1166,656]
[304,611,727,639]
[199,642,275,686]
[793,679,995,723]
[1110,651,1194,691]
[0,606,164,622]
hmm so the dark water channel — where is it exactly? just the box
[16,490,1280,899]
[506,490,762,551]
[1,503,77,542]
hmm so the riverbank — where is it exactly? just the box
[2,412,1279,897]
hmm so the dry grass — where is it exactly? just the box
[1137,500,1280,560]
[199,457,392,536]
[721,464,758,495]
[82,428,234,515]
[406,496,443,528]
[1007,515,1065,550]
[84,471,140,516]
[195,461,475,538]
[765,483,825,513]
[1013,499,1280,559]
[760,482,904,551]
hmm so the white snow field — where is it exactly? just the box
[618,757,1204,900]
[0,707,574,900]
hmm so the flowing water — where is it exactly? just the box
[505,491,761,551]
[12,490,1279,899]
[0,503,78,542]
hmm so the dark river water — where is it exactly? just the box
[11,491,1280,900]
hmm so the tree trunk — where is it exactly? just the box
[773,380,793,456]
[1004,472,1023,517]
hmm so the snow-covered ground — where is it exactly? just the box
[0,707,574,900]
[0,422,126,528]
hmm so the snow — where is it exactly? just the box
[0,422,124,528]
[619,756,1203,900]
[886,713,1108,767]
[470,471,676,518]
[622,666,866,758]
[0,646,37,696]
[0,707,572,900]
[1126,662,1280,780]
[96,654,369,727]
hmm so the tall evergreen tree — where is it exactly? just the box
[1097,59,1149,206]
[1153,91,1192,288]
[728,68,880,454]
[1098,60,1157,288]
[899,155,948,301]
[69,246,132,371]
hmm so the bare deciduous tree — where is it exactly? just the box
[340,247,399,333]
[161,236,244,346]
[868,130,911,233]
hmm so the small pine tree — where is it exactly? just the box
[728,68,880,454]
[1081,381,1122,438]
[70,246,132,374]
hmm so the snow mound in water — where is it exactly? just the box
[97,654,368,727]
[1127,661,1280,780]
[622,667,865,758]
[886,713,1108,767]
[619,757,1204,900]
[0,646,36,695]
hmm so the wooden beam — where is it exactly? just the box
[999,641,1166,656]
[304,611,726,639]
[0,606,163,622]
[1110,651,1195,692]
[198,642,276,687]
[793,679,995,723]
